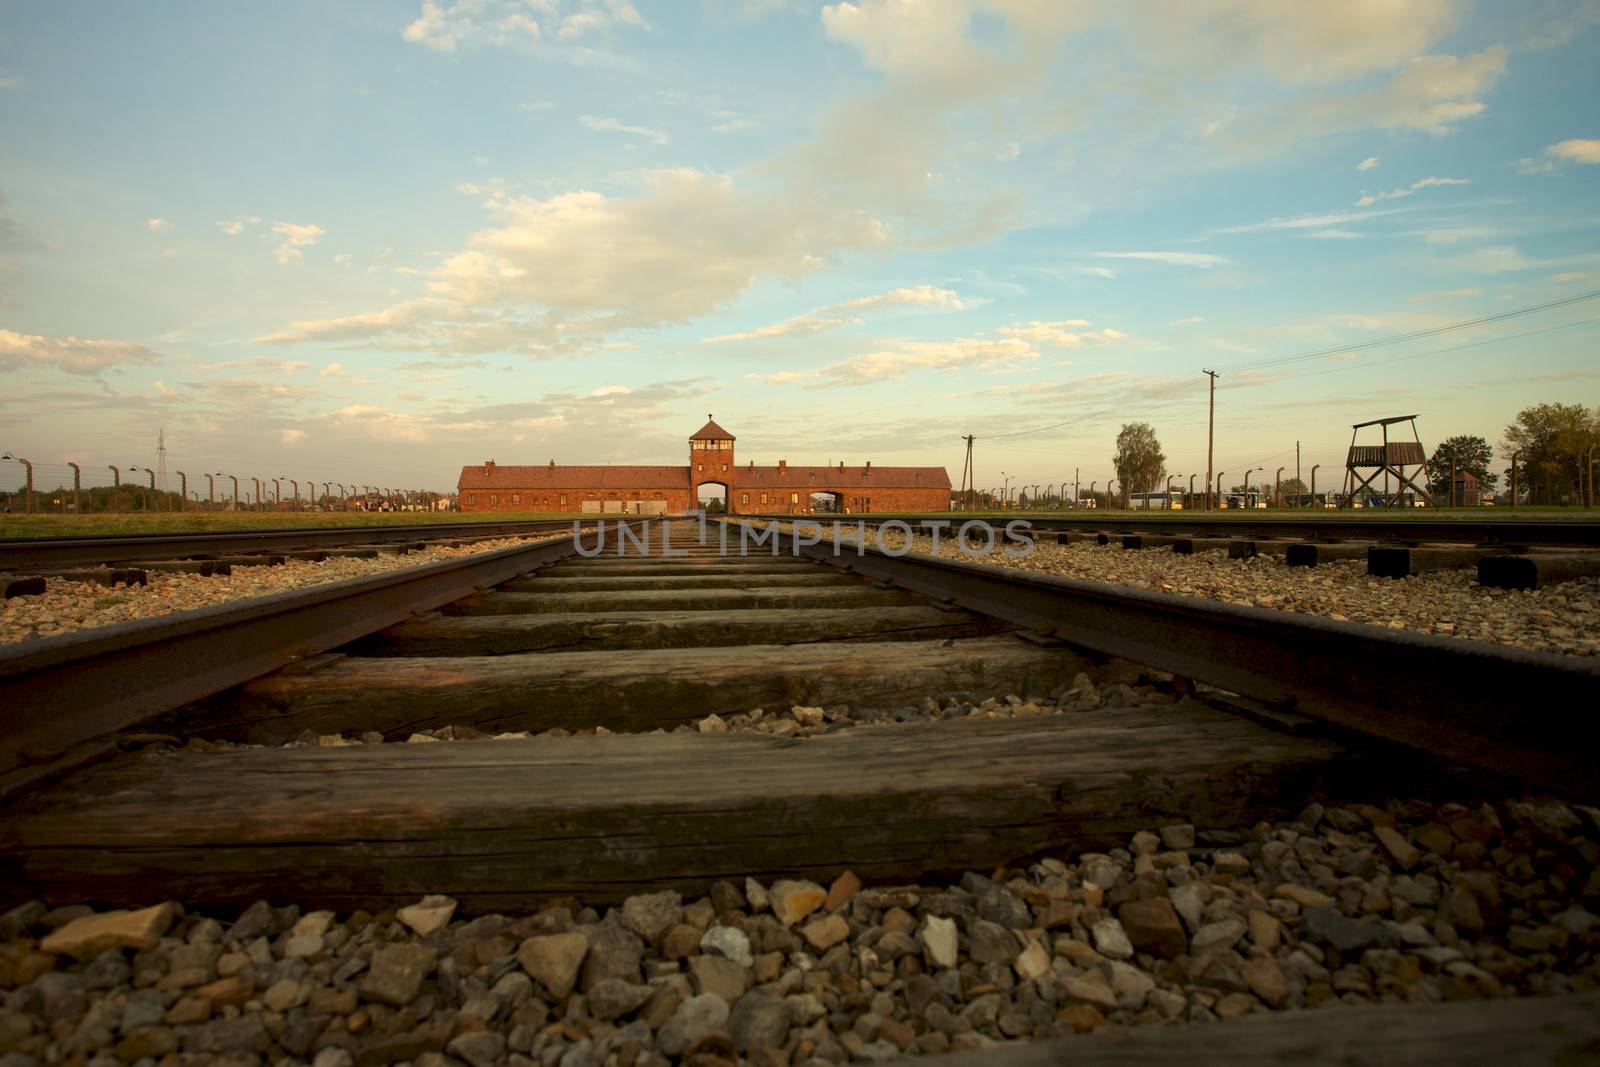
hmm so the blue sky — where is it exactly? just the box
[2,0,1598,499]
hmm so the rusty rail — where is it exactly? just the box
[0,523,629,798]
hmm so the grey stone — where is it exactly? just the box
[581,920,644,991]
[920,915,959,969]
[967,920,1017,964]
[1301,908,1392,954]
[517,932,588,1000]
[360,944,437,1006]
[448,1029,508,1067]
[699,924,753,968]
[728,992,791,1052]
[586,977,652,1021]
[620,892,682,944]
[1089,917,1134,960]
[657,993,730,1057]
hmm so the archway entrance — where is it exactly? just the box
[807,490,844,514]
[696,481,728,514]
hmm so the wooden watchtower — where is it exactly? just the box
[1342,415,1430,508]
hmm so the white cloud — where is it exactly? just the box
[320,362,349,378]
[1354,175,1468,207]
[403,0,645,52]
[1309,229,1361,239]
[1093,251,1227,269]
[996,320,1125,347]
[519,100,554,112]
[1172,316,1205,326]
[579,114,668,145]
[705,284,964,343]
[333,252,353,266]
[271,222,325,264]
[278,428,306,445]
[0,74,21,91]
[147,217,172,232]
[0,330,160,376]
[1550,138,1600,164]
[1552,272,1596,283]
[1521,138,1600,172]
[216,217,261,236]
[1358,155,1380,170]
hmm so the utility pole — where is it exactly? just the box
[959,435,975,512]
[1295,441,1301,508]
[1203,369,1219,510]
[156,427,169,509]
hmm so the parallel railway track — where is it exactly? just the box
[2,516,1597,1062]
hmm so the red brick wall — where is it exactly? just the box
[459,487,695,513]
[726,485,950,515]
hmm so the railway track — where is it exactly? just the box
[745,512,1600,548]
[2,516,1598,1064]
[0,518,587,573]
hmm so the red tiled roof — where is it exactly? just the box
[459,465,688,490]
[732,465,951,490]
[690,418,735,441]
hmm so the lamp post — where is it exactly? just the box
[219,473,238,512]
[1243,468,1257,509]
[999,472,1010,509]
[176,471,188,512]
[248,477,259,512]
[1109,479,1119,509]
[2,453,33,513]
[204,473,216,511]
[132,465,156,511]
[66,461,81,515]
[1216,472,1225,509]
[1166,475,1179,510]
[106,465,121,513]
[271,478,283,511]
[336,484,346,511]
[1510,450,1521,508]
[1088,480,1097,508]
[1045,483,1055,509]
[1275,466,1285,509]
[1311,465,1320,509]
[1188,473,1196,509]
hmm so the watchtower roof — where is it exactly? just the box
[690,416,735,441]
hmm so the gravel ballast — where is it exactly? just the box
[2,792,1594,1066]
[0,535,571,647]
[774,523,1600,659]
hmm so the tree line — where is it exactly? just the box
[1105,400,1599,507]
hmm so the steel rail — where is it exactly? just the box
[737,512,1600,547]
[0,522,628,799]
[0,519,586,569]
[745,521,1600,800]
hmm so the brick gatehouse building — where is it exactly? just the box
[457,418,951,515]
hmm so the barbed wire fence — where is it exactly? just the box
[0,457,444,515]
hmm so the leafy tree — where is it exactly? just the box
[1502,403,1599,504]
[1278,476,1308,501]
[1426,435,1498,499]
[1112,423,1166,501]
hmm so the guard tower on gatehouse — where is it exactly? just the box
[1342,414,1430,508]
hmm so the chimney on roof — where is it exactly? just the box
[866,461,872,472]
[778,459,787,472]
[839,461,844,472]
[485,460,496,474]
[548,458,555,468]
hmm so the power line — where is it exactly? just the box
[1214,288,1600,374]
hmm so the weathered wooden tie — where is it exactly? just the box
[497,572,859,593]
[2,707,1355,913]
[193,635,1088,742]
[353,605,1014,656]
[1367,546,1512,579]
[445,585,915,615]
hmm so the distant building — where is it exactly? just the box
[457,418,952,515]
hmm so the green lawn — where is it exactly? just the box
[0,511,585,540]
